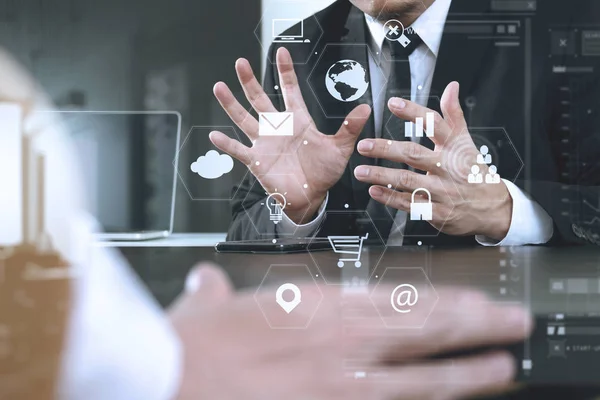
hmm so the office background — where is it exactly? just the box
[0,0,292,233]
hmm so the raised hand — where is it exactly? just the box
[354,82,513,240]
[210,47,371,224]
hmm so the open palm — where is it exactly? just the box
[210,48,371,224]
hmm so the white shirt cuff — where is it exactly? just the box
[277,192,328,237]
[476,179,554,246]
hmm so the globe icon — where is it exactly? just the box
[325,60,370,102]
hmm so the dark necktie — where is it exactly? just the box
[366,29,423,242]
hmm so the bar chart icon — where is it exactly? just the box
[405,112,435,138]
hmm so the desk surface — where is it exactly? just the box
[121,245,600,310]
[122,245,600,387]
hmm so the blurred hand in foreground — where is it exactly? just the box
[169,263,533,400]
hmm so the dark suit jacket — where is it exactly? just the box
[226,0,600,246]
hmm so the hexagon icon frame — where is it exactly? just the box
[445,126,524,203]
[307,210,388,285]
[370,267,439,329]
[254,264,324,330]
[241,173,312,237]
[253,0,324,65]
[375,0,429,66]
[174,126,250,201]
[383,174,456,238]
[307,44,387,119]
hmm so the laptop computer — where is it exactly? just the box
[38,111,181,241]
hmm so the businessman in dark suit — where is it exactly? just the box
[210,0,600,246]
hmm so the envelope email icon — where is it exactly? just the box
[259,112,294,136]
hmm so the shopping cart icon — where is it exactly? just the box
[327,233,369,268]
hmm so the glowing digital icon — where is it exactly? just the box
[383,19,412,48]
[265,192,287,224]
[258,112,294,136]
[468,165,483,184]
[325,60,369,102]
[405,112,435,138]
[477,145,492,164]
[410,188,433,221]
[485,165,501,184]
[327,233,369,268]
[190,150,234,179]
[272,19,310,43]
[390,284,419,313]
[275,283,302,314]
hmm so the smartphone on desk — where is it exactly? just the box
[215,237,332,254]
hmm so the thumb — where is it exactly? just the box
[184,263,234,302]
[168,263,234,318]
[440,81,467,135]
[334,104,372,150]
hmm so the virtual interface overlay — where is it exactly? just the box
[549,23,600,243]
[337,246,526,382]
[249,247,600,384]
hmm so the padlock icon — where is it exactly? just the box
[410,188,433,221]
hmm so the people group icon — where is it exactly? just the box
[468,145,500,185]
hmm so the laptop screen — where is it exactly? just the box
[38,111,181,233]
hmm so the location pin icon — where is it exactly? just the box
[275,283,302,314]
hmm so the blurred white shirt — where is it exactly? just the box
[2,104,182,400]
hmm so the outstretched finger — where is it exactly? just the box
[235,58,278,113]
[375,351,516,400]
[213,82,259,140]
[334,104,372,153]
[209,131,253,166]
[276,47,309,113]
[440,81,468,136]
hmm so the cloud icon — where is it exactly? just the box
[190,150,234,179]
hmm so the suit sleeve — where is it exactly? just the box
[226,43,285,241]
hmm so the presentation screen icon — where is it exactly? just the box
[272,19,310,43]
[405,112,435,138]
[258,112,294,136]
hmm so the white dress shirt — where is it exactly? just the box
[279,0,554,246]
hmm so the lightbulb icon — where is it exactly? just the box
[266,192,287,225]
